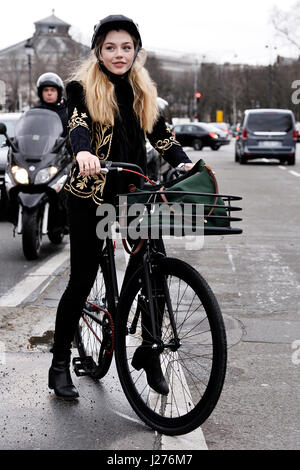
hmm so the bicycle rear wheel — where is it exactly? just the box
[115,257,227,435]
[74,258,115,379]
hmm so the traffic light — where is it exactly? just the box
[195,91,202,102]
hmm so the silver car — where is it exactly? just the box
[235,108,297,165]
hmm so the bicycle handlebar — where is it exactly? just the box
[99,161,145,175]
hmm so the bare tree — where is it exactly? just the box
[271,1,300,53]
[0,52,24,111]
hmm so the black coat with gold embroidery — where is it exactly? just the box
[65,79,191,205]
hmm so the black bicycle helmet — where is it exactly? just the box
[37,72,64,102]
[91,14,142,50]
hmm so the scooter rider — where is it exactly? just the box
[35,72,68,136]
[35,73,70,236]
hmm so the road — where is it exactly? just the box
[0,140,299,451]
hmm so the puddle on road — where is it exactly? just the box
[28,330,54,350]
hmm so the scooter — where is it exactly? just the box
[0,108,72,260]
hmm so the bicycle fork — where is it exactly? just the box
[141,250,181,353]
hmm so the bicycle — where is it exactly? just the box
[72,161,243,436]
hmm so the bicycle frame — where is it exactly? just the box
[103,237,119,309]
[97,234,180,352]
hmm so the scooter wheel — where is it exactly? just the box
[22,208,42,260]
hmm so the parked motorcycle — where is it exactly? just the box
[0,108,72,260]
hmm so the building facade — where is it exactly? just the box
[0,12,89,111]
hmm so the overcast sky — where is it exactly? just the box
[1,0,298,65]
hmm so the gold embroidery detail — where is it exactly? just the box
[65,121,113,205]
[91,122,113,159]
[68,107,89,133]
[64,166,106,205]
[154,136,181,154]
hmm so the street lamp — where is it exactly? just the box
[265,44,277,108]
[25,40,34,108]
[193,57,199,120]
[193,55,205,120]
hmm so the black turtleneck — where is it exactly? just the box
[108,72,146,168]
[95,68,147,194]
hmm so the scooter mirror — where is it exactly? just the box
[0,122,7,135]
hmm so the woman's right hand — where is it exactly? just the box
[76,151,101,176]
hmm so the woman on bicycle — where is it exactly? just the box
[48,14,193,399]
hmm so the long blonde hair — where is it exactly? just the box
[71,39,159,133]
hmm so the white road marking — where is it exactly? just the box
[289,170,300,177]
[278,166,300,177]
[226,244,236,272]
[113,410,144,425]
[162,427,208,450]
[0,244,70,307]
[161,352,208,450]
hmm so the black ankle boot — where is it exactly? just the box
[131,346,169,395]
[48,350,79,399]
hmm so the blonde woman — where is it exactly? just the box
[48,15,192,399]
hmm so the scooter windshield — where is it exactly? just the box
[15,108,63,158]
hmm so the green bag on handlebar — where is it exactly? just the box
[125,159,229,229]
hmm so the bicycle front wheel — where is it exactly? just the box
[74,258,115,379]
[115,257,227,435]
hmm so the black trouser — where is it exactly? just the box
[52,193,146,354]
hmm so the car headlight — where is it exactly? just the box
[11,165,29,184]
[35,166,58,184]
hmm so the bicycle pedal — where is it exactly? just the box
[72,356,95,377]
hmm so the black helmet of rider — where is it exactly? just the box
[91,15,142,73]
[37,72,64,103]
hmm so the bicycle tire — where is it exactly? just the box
[74,257,115,379]
[115,257,227,435]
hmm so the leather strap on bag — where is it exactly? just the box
[204,164,219,216]
[122,237,146,255]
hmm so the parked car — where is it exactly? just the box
[173,122,230,151]
[0,112,22,216]
[235,108,297,165]
[210,122,231,139]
